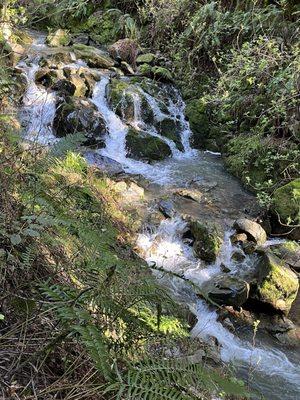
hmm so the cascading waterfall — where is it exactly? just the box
[137,217,300,400]
[20,61,57,145]
[19,34,299,399]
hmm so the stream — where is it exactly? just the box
[18,33,300,400]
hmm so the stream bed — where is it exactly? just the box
[18,32,300,400]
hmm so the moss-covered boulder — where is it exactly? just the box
[46,29,70,47]
[136,53,156,65]
[126,128,171,162]
[269,241,300,271]
[185,99,211,149]
[53,97,107,147]
[202,275,250,307]
[273,179,300,224]
[253,251,299,315]
[108,79,154,124]
[155,118,183,151]
[189,220,222,263]
[72,44,115,69]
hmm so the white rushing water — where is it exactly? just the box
[137,217,300,399]
[91,76,197,183]
[20,61,57,145]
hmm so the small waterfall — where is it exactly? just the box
[92,76,129,163]
[137,216,300,399]
[20,62,57,145]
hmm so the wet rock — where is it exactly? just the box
[108,39,138,67]
[51,79,76,96]
[155,118,183,151]
[231,251,246,262]
[242,240,257,255]
[158,200,176,218]
[230,233,248,244]
[202,275,250,307]
[84,152,124,176]
[126,128,172,162]
[120,61,135,75]
[260,314,295,334]
[46,29,70,47]
[113,180,144,202]
[188,219,222,263]
[72,34,89,45]
[38,51,73,69]
[220,263,231,273]
[269,241,300,271]
[73,44,115,69]
[252,250,299,315]
[233,218,267,245]
[69,75,88,97]
[53,97,107,147]
[274,327,300,346]
[174,189,202,203]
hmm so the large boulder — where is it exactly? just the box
[252,251,299,315]
[188,220,222,263]
[108,39,138,67]
[72,44,115,69]
[53,97,107,147]
[233,218,267,245]
[202,275,250,307]
[126,128,171,162]
[272,179,300,240]
[46,29,70,47]
[269,241,300,271]
[155,118,183,151]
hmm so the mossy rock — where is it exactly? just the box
[136,53,156,65]
[273,179,300,225]
[189,220,222,263]
[72,44,115,68]
[46,29,70,47]
[185,99,213,150]
[269,241,300,271]
[53,97,107,147]
[84,9,123,45]
[202,275,249,307]
[155,118,183,151]
[253,251,299,315]
[126,128,171,162]
[108,79,134,120]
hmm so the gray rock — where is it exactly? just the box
[158,200,176,218]
[233,218,267,245]
[201,275,250,307]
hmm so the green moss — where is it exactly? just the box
[273,179,300,224]
[185,99,210,148]
[136,53,156,65]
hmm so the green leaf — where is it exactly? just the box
[24,229,40,238]
[10,234,22,245]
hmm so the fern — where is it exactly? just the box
[107,359,249,400]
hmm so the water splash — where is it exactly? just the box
[137,216,300,398]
